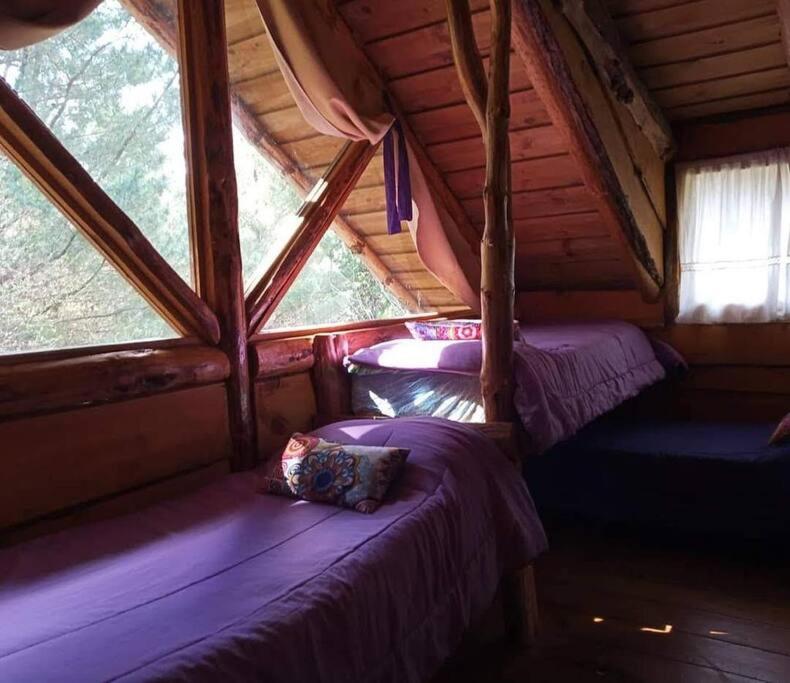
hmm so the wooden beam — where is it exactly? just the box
[512,0,665,301]
[558,0,675,160]
[245,140,379,335]
[250,338,314,380]
[480,0,515,422]
[178,0,255,470]
[123,0,421,315]
[0,346,229,419]
[445,0,489,132]
[0,78,221,345]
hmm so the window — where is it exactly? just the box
[677,148,790,323]
[0,154,176,355]
[234,127,304,287]
[0,0,192,283]
[264,229,409,330]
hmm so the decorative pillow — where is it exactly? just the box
[769,413,790,446]
[261,434,409,513]
[405,319,521,341]
[406,319,482,341]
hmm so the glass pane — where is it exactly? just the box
[234,127,303,287]
[0,0,192,283]
[264,229,409,330]
[0,154,176,355]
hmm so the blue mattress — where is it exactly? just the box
[524,418,790,543]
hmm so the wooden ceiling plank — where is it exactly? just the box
[462,184,596,222]
[227,32,278,83]
[447,153,581,198]
[654,67,790,108]
[428,124,567,173]
[365,9,491,80]
[514,211,608,241]
[408,88,550,145]
[615,0,776,43]
[512,0,665,300]
[640,43,787,90]
[667,87,790,120]
[0,77,221,345]
[628,15,781,68]
[339,0,488,44]
[391,54,532,114]
[559,0,675,159]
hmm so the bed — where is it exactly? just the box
[525,416,790,543]
[0,418,547,683]
[346,321,667,453]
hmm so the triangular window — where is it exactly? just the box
[263,229,410,330]
[0,0,193,284]
[0,154,176,355]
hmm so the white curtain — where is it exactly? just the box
[676,148,790,323]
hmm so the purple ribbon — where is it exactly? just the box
[383,119,412,235]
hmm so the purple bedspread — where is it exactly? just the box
[347,322,666,453]
[515,321,665,452]
[0,418,546,683]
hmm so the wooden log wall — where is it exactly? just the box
[655,109,790,422]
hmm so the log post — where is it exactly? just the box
[312,334,352,422]
[481,0,515,423]
[178,0,255,470]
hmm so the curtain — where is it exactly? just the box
[254,0,479,310]
[0,0,102,50]
[676,148,790,323]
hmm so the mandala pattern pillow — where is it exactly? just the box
[261,434,409,513]
[406,319,482,341]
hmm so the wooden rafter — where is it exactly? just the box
[558,0,675,161]
[123,0,422,315]
[245,140,379,334]
[0,78,221,344]
[177,0,255,469]
[512,0,664,301]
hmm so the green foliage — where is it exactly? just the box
[0,0,406,354]
[266,230,407,330]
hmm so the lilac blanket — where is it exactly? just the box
[0,418,546,683]
[348,322,666,452]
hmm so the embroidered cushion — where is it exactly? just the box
[406,319,482,341]
[261,433,409,513]
[769,413,790,446]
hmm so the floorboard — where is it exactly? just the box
[433,523,790,682]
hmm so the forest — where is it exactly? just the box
[0,0,406,355]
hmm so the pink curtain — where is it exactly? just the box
[0,0,102,50]
[255,0,479,311]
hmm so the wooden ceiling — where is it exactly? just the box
[224,0,461,314]
[610,0,790,120]
[221,0,790,302]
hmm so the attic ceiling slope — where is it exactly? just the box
[338,0,659,297]
[123,0,461,315]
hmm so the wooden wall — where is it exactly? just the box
[659,109,790,421]
[0,345,232,539]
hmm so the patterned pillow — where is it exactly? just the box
[261,434,409,513]
[769,413,790,446]
[406,319,482,341]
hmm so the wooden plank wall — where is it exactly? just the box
[659,109,790,422]
[0,346,233,538]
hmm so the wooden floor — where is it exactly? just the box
[436,524,790,682]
